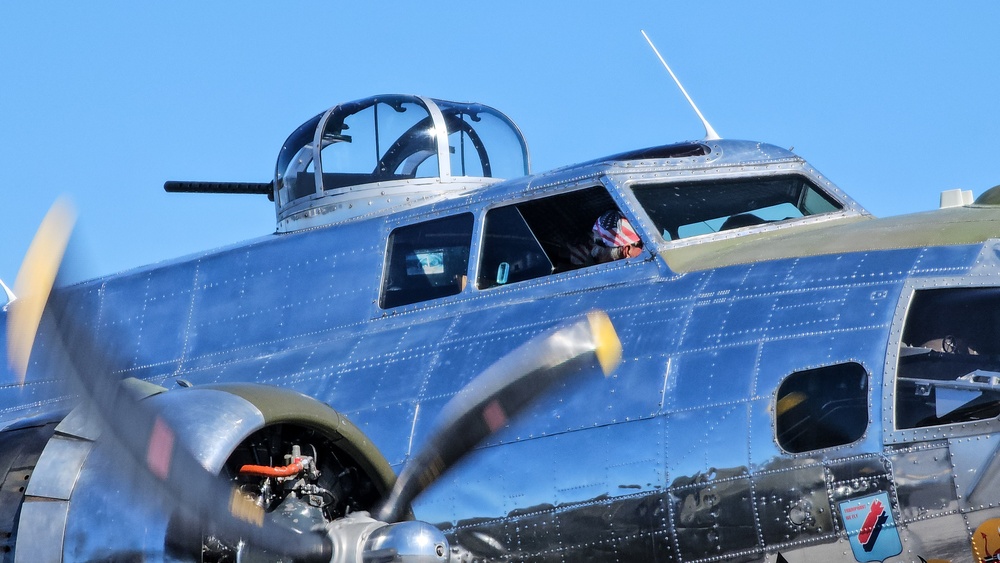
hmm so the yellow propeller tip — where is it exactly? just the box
[7,197,77,382]
[586,310,622,376]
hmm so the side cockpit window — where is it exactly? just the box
[478,186,637,289]
[896,288,1000,429]
[632,175,841,241]
[381,213,474,309]
[479,206,553,288]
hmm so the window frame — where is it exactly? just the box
[618,165,862,253]
[885,279,1000,444]
[474,183,648,291]
[774,362,871,454]
[379,212,475,310]
[630,173,842,244]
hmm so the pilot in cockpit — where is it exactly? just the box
[903,306,981,356]
[919,334,978,355]
[569,210,643,266]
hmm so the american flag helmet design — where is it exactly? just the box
[593,210,641,248]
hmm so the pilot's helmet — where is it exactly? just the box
[594,210,641,248]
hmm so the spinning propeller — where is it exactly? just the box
[7,200,622,562]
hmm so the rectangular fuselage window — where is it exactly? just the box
[896,288,1000,429]
[380,213,474,308]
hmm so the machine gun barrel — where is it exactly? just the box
[164,180,273,196]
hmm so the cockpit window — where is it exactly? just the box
[896,288,1000,429]
[381,213,474,309]
[631,175,841,241]
[479,206,553,288]
[478,186,628,289]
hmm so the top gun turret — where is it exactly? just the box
[165,95,530,233]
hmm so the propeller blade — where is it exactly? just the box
[7,197,75,382]
[375,311,621,523]
[7,201,333,563]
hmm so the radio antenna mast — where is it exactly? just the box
[641,30,721,141]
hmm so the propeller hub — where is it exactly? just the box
[363,520,449,563]
[325,514,448,563]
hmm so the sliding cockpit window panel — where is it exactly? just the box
[775,362,870,454]
[630,174,843,243]
[476,185,631,290]
[892,287,1000,431]
[380,213,474,309]
[478,206,553,289]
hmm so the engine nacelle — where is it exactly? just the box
[8,380,395,562]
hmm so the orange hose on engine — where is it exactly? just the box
[238,460,303,478]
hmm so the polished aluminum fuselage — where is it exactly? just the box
[3,140,998,562]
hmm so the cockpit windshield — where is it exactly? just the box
[631,175,842,241]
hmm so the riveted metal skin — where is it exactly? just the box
[5,105,1000,561]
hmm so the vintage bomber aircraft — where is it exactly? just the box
[3,93,1000,563]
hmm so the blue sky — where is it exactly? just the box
[2,2,999,284]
